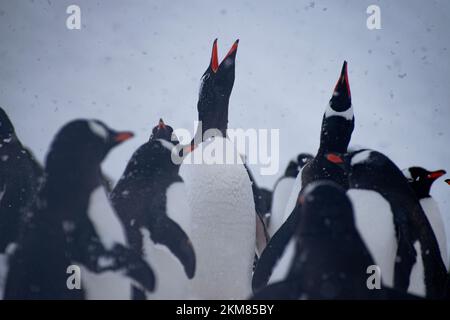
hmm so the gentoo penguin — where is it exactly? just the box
[244,164,270,256]
[179,39,256,299]
[111,119,196,299]
[4,119,155,299]
[268,153,313,237]
[327,149,447,298]
[252,61,354,292]
[0,107,44,298]
[403,167,448,269]
[252,181,419,300]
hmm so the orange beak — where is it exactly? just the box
[211,39,219,73]
[427,170,446,180]
[210,39,239,73]
[158,118,166,129]
[114,131,134,142]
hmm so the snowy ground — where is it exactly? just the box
[1,0,449,249]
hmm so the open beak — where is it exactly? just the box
[158,118,166,129]
[427,170,446,180]
[114,131,134,143]
[209,39,239,73]
[211,39,219,73]
[445,179,450,185]
[333,61,351,99]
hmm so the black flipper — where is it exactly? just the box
[252,209,299,292]
[393,226,417,292]
[146,216,196,279]
[251,280,300,300]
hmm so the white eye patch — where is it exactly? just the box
[402,168,413,181]
[324,103,354,121]
[88,120,108,140]
[199,73,209,99]
[351,150,372,166]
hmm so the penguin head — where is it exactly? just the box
[0,107,16,140]
[150,118,177,144]
[319,61,354,154]
[329,61,351,112]
[197,39,239,135]
[336,149,406,194]
[284,153,313,178]
[46,119,134,168]
[297,153,314,168]
[402,166,446,198]
[297,180,355,235]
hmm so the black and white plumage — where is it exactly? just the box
[332,149,448,298]
[268,153,313,237]
[0,107,44,298]
[179,39,256,299]
[111,119,196,299]
[402,166,448,269]
[253,61,354,292]
[4,119,155,299]
[252,181,420,300]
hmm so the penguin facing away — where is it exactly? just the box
[402,166,448,269]
[111,118,196,299]
[327,149,447,298]
[252,61,354,293]
[179,39,256,299]
[4,119,155,299]
[252,181,420,300]
[0,107,44,298]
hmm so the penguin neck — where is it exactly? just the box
[409,181,432,199]
[191,100,229,146]
[318,114,354,154]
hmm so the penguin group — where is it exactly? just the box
[0,39,449,300]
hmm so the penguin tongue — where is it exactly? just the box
[330,61,351,112]
[211,39,219,73]
[427,170,446,180]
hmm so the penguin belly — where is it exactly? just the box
[419,198,448,269]
[407,241,425,297]
[269,178,295,237]
[81,268,131,300]
[347,189,397,287]
[82,187,131,299]
[144,182,192,300]
[282,169,303,221]
[180,137,256,299]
